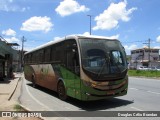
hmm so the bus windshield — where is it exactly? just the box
[79,38,127,80]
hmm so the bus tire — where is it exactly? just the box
[57,81,67,100]
[32,75,36,88]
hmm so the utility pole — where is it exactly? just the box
[87,15,92,35]
[21,36,26,71]
[148,39,151,64]
[143,38,151,67]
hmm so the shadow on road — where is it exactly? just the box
[0,77,19,84]
[27,83,133,111]
[0,79,11,84]
[67,98,133,111]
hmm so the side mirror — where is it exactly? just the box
[66,44,77,52]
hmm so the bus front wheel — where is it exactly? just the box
[57,81,67,100]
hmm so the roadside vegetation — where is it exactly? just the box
[14,104,24,111]
[128,70,160,78]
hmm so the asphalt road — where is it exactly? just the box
[19,76,160,120]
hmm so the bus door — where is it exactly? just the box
[65,40,80,99]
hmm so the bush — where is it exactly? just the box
[128,70,160,78]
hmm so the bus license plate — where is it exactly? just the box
[107,91,115,95]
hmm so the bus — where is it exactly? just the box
[24,35,128,101]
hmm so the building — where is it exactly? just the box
[130,48,160,69]
[0,37,21,80]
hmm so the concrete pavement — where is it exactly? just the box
[0,72,22,114]
[0,73,43,120]
[0,72,22,103]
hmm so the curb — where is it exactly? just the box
[19,104,45,120]
[8,77,21,101]
[7,76,45,120]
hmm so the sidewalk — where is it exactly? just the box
[0,73,21,111]
[0,73,42,120]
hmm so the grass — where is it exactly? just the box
[13,104,23,111]
[128,70,160,78]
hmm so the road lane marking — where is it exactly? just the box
[24,79,74,112]
[129,77,160,82]
[24,78,52,111]
[23,79,73,119]
[130,107,143,111]
[129,88,138,90]
[147,91,160,95]
[130,88,160,95]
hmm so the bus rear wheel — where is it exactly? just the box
[57,81,67,100]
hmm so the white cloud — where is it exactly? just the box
[82,32,90,36]
[24,47,33,52]
[4,37,19,43]
[0,0,29,12]
[124,44,137,55]
[143,45,148,48]
[1,28,20,44]
[124,44,137,50]
[21,16,53,32]
[2,28,16,36]
[54,37,62,41]
[45,37,62,44]
[154,46,160,49]
[55,0,89,17]
[21,7,30,12]
[0,1,16,12]
[156,35,160,42]
[106,34,119,39]
[93,0,137,30]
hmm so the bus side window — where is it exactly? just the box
[66,47,74,71]
[32,52,36,63]
[44,48,51,62]
[39,50,44,63]
[24,55,27,64]
[55,43,61,62]
[51,43,61,63]
[51,45,55,62]
[28,54,32,64]
[35,51,39,63]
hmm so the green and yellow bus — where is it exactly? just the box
[24,35,128,101]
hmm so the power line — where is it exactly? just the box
[122,39,156,44]
[122,40,144,44]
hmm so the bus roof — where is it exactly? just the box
[25,34,118,55]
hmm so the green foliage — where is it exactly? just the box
[128,70,160,78]
[13,104,23,111]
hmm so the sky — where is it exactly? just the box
[0,0,160,55]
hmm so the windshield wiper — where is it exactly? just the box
[112,62,121,73]
[97,53,123,79]
[96,54,109,79]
